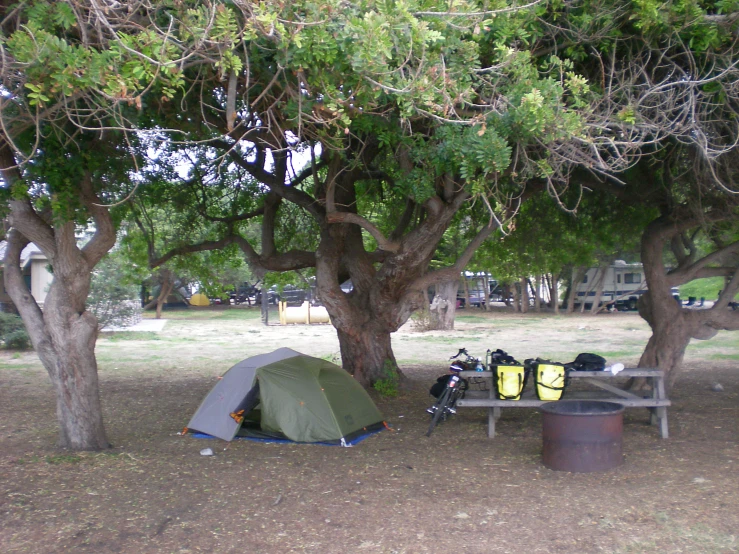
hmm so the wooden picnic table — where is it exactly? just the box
[455,369,670,439]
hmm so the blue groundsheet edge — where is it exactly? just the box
[190,425,387,446]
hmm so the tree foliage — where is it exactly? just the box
[2,0,738,398]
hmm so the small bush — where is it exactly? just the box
[4,329,31,350]
[88,254,143,329]
[373,359,400,397]
[0,313,31,350]
[410,308,432,331]
[0,311,24,335]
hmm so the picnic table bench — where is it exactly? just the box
[456,369,670,439]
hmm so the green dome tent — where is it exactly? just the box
[186,348,385,445]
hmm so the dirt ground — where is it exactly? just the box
[1,309,738,553]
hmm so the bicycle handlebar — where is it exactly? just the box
[450,348,469,360]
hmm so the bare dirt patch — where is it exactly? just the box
[1,309,737,553]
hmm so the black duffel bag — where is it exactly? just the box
[566,352,607,371]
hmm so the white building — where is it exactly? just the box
[0,243,54,309]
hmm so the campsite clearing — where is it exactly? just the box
[1,308,738,553]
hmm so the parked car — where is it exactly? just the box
[231,284,259,304]
[254,288,280,305]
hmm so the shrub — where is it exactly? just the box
[373,359,400,397]
[4,329,31,350]
[0,311,24,335]
[88,254,143,329]
[0,312,31,350]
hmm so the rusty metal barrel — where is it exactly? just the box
[540,400,625,472]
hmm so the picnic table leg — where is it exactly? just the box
[646,374,670,438]
[657,406,669,438]
[487,408,497,438]
[646,375,658,425]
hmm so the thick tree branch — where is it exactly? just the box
[220,142,326,222]
[0,147,55,258]
[714,268,739,310]
[2,229,48,348]
[80,171,116,267]
[232,234,316,271]
[150,236,236,269]
[326,212,400,253]
[261,192,281,258]
[411,220,502,292]
[6,198,55,261]
[292,156,327,188]
[389,197,417,242]
[666,238,739,287]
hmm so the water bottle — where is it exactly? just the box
[475,361,484,372]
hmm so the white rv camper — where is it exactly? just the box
[574,261,646,311]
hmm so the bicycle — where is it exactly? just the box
[450,348,484,371]
[452,347,489,392]
[425,349,477,437]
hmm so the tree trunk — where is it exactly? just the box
[635,216,739,389]
[155,270,175,319]
[482,274,490,311]
[4,232,110,450]
[261,283,269,325]
[314,170,461,384]
[589,260,610,314]
[533,275,541,312]
[428,280,458,330]
[566,266,586,313]
[502,283,513,307]
[0,157,116,450]
[637,301,692,389]
[336,325,398,387]
[44,298,109,449]
[550,273,560,315]
[520,277,529,313]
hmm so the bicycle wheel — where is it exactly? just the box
[426,388,452,437]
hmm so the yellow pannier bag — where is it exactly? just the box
[534,362,567,401]
[493,365,527,400]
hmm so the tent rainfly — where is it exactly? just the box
[186,348,385,445]
[189,293,210,306]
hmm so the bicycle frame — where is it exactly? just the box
[426,374,468,437]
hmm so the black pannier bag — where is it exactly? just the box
[567,353,607,372]
[488,349,527,400]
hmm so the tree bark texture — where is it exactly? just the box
[549,273,560,314]
[336,326,398,387]
[482,274,490,311]
[155,269,175,319]
[520,277,529,313]
[428,280,458,330]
